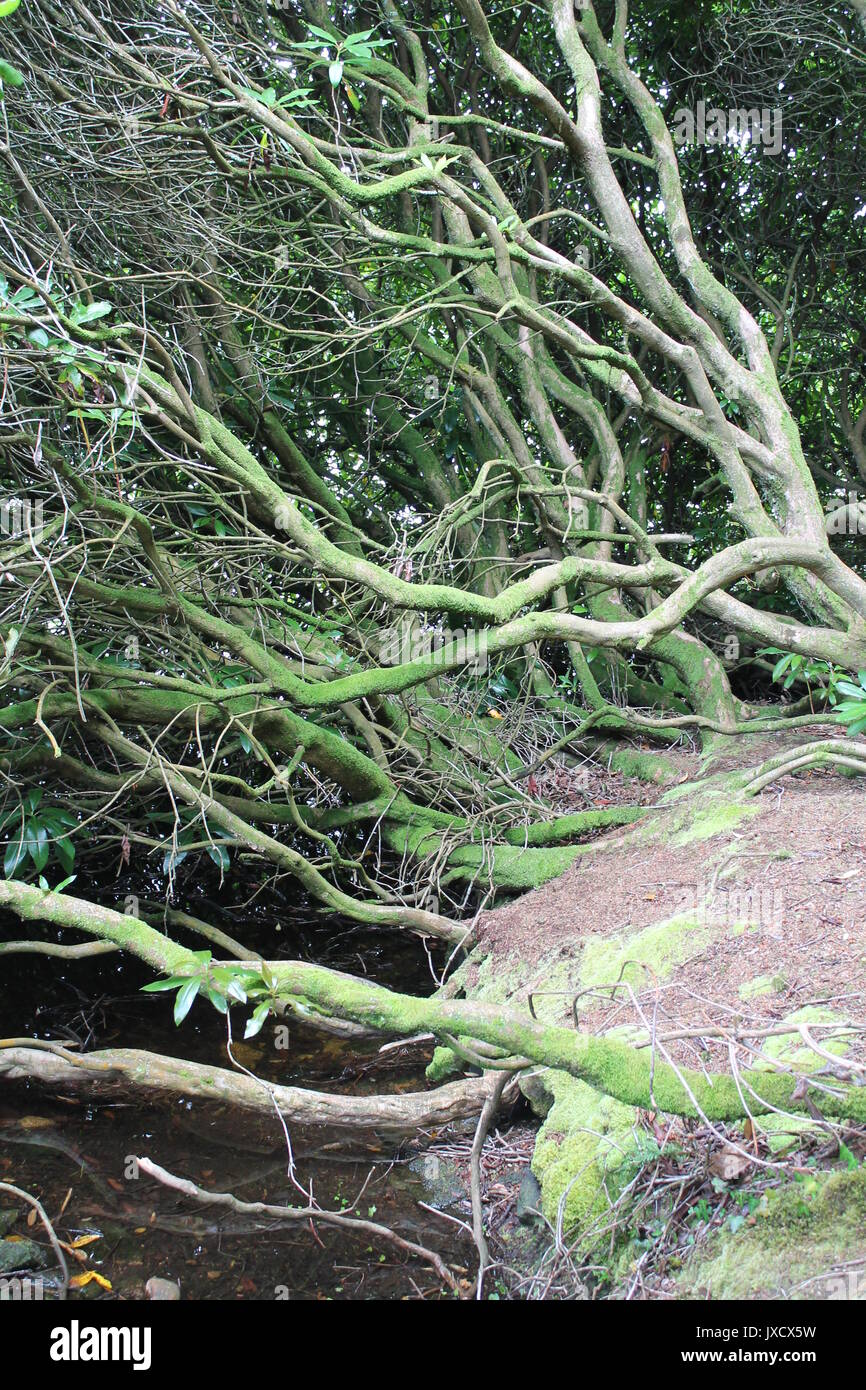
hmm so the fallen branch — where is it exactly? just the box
[135,1156,458,1292]
[0,1043,507,1138]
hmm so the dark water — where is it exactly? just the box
[0,884,477,1300]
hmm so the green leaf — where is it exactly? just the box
[71,300,112,325]
[163,847,187,873]
[54,836,75,873]
[0,58,24,87]
[277,88,316,110]
[206,842,230,871]
[29,824,49,873]
[205,987,228,1014]
[0,0,22,17]
[3,837,27,877]
[141,975,193,993]
[771,654,793,681]
[173,978,201,1025]
[244,1002,271,1039]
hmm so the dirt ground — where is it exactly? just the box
[477,728,866,1076]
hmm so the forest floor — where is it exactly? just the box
[438,724,866,1298]
[477,732,866,1079]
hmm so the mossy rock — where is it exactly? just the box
[677,1169,866,1299]
[530,1071,643,1231]
[0,1237,48,1274]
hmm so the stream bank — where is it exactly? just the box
[0,889,534,1299]
[438,731,866,1297]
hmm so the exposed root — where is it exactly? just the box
[0,1043,507,1138]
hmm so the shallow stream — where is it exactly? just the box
[0,885,482,1300]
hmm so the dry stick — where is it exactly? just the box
[470,1069,513,1301]
[0,1037,116,1071]
[0,940,118,959]
[135,1157,458,1293]
[0,1181,69,1298]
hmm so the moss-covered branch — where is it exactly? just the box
[2,881,863,1125]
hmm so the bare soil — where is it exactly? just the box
[477,730,866,1075]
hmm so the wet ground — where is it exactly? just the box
[0,884,484,1300]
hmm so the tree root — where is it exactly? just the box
[743,738,866,795]
[0,1043,512,1139]
[4,879,865,1126]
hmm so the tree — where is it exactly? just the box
[1,0,865,1165]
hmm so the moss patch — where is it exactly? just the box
[530,1070,642,1229]
[677,1169,866,1299]
[670,796,762,846]
[738,973,786,1000]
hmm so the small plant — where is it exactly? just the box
[833,670,866,736]
[1,789,76,879]
[687,1195,713,1226]
[141,956,282,1034]
[759,648,845,710]
[160,810,234,874]
[291,23,394,106]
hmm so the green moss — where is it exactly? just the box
[738,973,786,1000]
[677,1170,866,1299]
[476,914,710,1234]
[580,913,709,992]
[757,1114,822,1155]
[390,823,585,891]
[670,796,762,846]
[606,748,679,785]
[426,1045,464,1083]
[756,1006,850,1069]
[504,806,646,846]
[530,1071,639,1229]
[441,841,584,890]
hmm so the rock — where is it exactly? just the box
[145,1276,181,1300]
[0,1237,48,1274]
[407,1154,466,1209]
[0,1209,19,1238]
[516,1169,543,1226]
